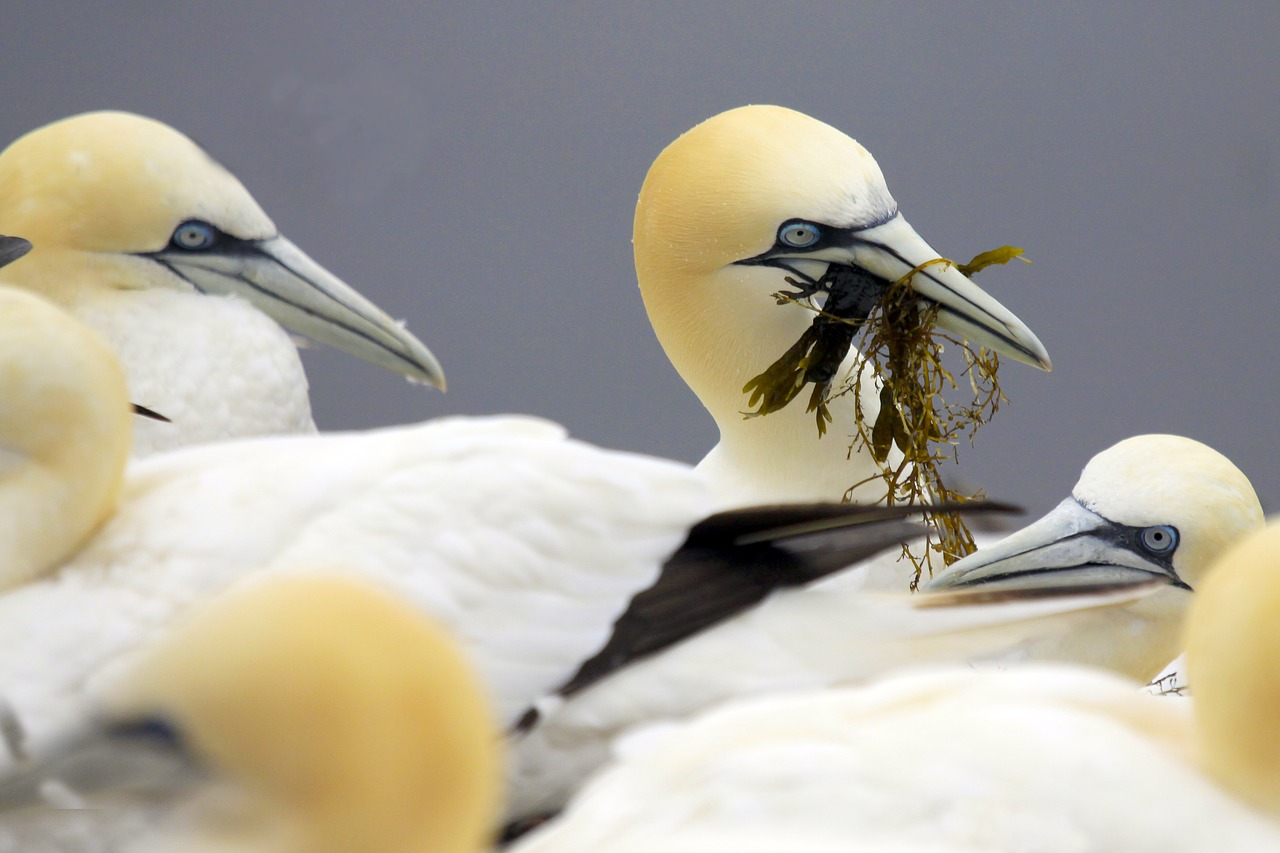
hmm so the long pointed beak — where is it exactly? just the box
[924,498,1188,592]
[154,235,446,391]
[846,214,1051,371]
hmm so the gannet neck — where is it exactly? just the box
[0,287,130,589]
[111,575,499,853]
[642,259,886,506]
[0,247,314,455]
[1186,522,1280,816]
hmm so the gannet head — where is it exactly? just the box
[1,576,499,853]
[635,105,1049,420]
[0,111,445,389]
[928,435,1264,595]
[1186,520,1280,815]
[0,284,130,588]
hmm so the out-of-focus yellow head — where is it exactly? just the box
[0,284,129,587]
[1186,520,1280,816]
[114,575,500,853]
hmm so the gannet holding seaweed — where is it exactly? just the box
[0,576,501,853]
[0,111,444,456]
[635,105,1050,507]
[510,520,1280,852]
[504,435,1261,826]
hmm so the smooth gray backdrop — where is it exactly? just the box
[2,4,1277,517]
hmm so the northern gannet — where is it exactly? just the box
[926,433,1263,679]
[0,111,444,456]
[504,437,1260,825]
[0,285,938,750]
[634,105,1051,506]
[511,521,1280,852]
[0,575,500,853]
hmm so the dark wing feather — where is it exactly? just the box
[551,500,1018,702]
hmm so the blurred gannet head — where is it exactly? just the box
[0,111,444,389]
[1186,520,1280,816]
[0,576,499,853]
[0,284,130,588]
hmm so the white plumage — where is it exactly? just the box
[0,414,708,745]
[511,665,1280,852]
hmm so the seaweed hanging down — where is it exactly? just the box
[742,245,1030,585]
[741,264,887,434]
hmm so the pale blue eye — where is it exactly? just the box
[1139,525,1178,555]
[171,221,217,251]
[778,221,821,248]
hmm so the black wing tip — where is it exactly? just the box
[131,403,172,423]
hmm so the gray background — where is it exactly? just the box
[2,3,1277,518]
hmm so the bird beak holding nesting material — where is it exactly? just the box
[741,211,1052,372]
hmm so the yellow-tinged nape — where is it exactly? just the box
[109,574,500,853]
[0,285,130,589]
[1186,521,1280,815]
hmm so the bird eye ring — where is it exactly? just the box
[778,221,822,249]
[1139,525,1179,555]
[171,220,217,251]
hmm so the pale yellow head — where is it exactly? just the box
[634,106,894,411]
[1186,521,1280,815]
[1073,434,1264,590]
[0,110,444,388]
[0,285,130,587]
[112,575,500,853]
